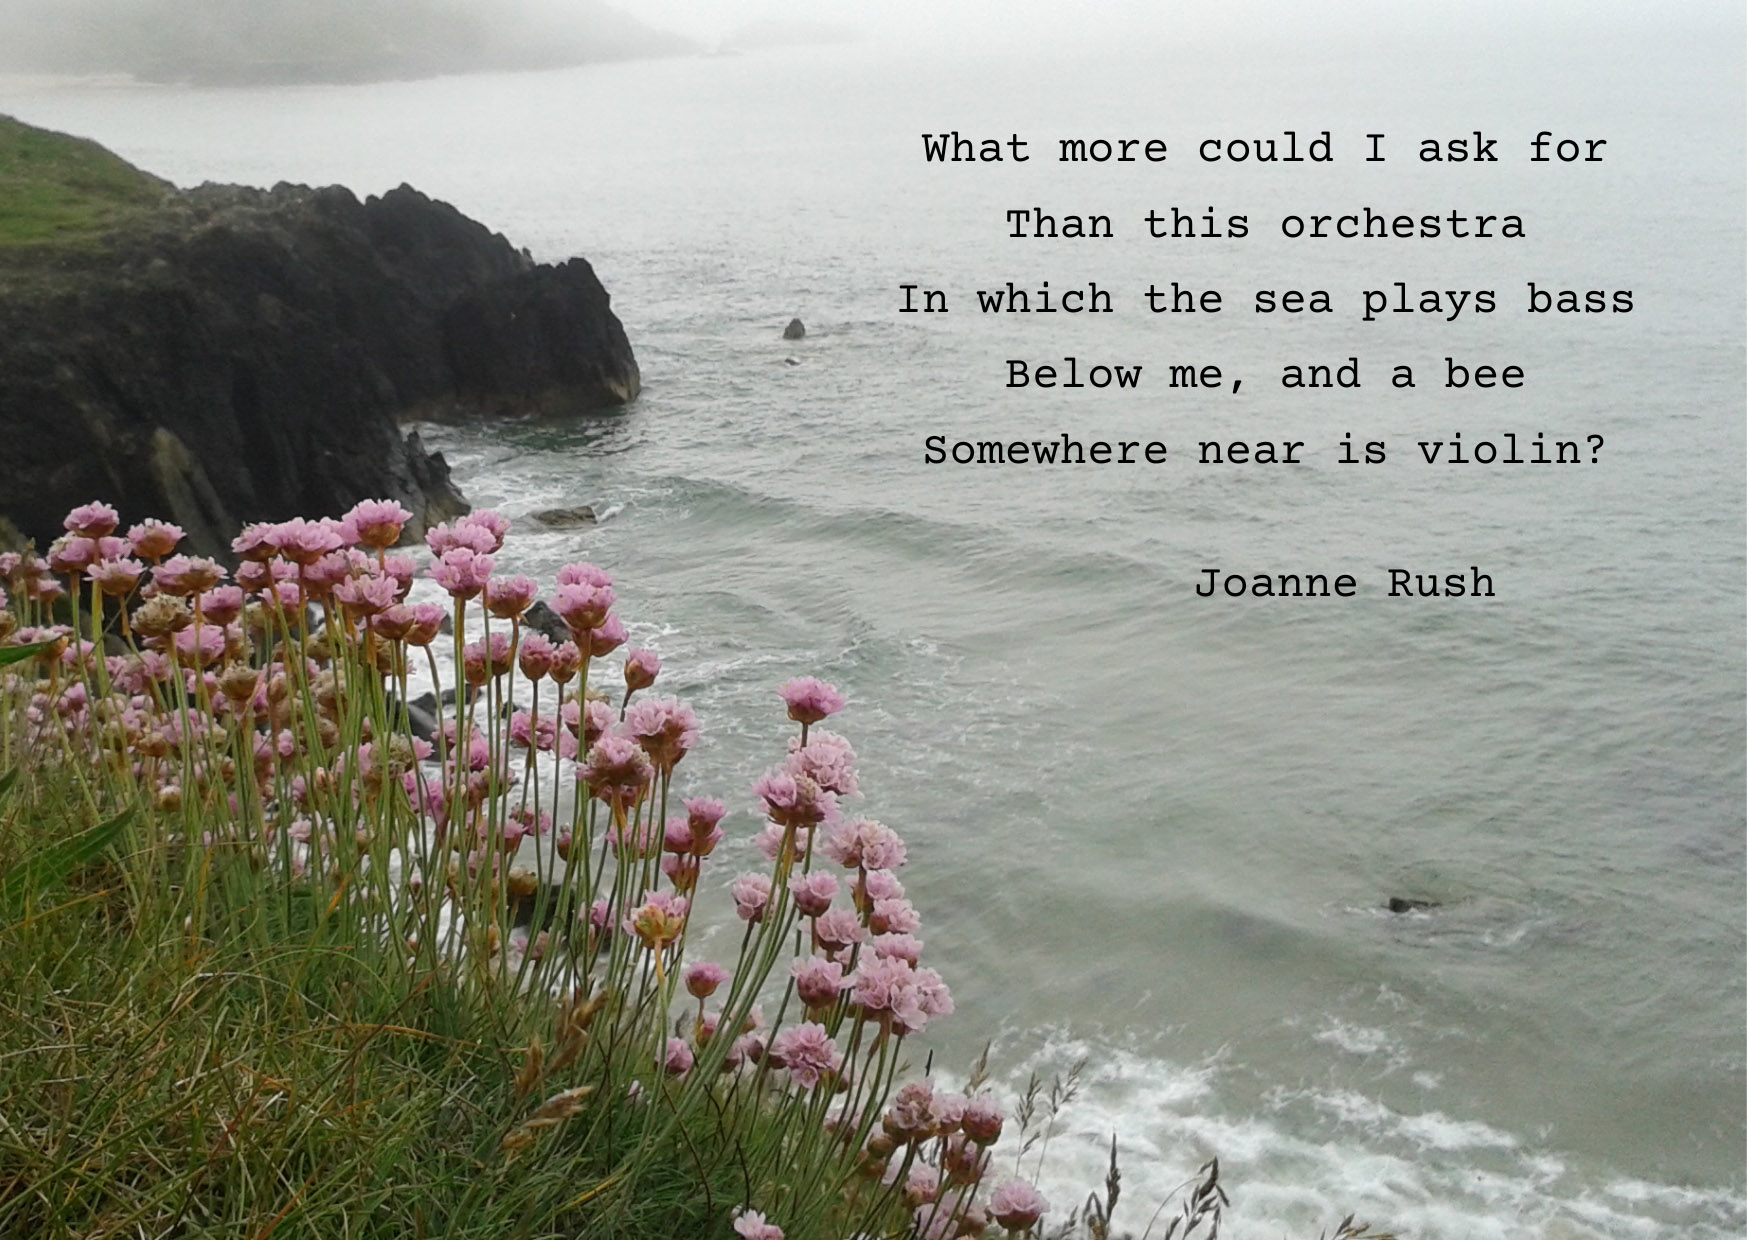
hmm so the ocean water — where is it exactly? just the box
[3,15,1743,1238]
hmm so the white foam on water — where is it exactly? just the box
[978,1035,1745,1240]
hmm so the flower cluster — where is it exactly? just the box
[0,498,1052,1240]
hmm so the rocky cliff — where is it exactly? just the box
[0,123,640,558]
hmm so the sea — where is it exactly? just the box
[2,15,1742,1238]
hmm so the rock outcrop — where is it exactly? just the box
[0,145,640,558]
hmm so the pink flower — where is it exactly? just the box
[561,698,616,749]
[664,1036,694,1077]
[548,640,583,683]
[752,770,835,830]
[824,818,907,871]
[785,731,859,796]
[403,603,446,646]
[268,517,345,565]
[962,1094,1004,1145]
[730,874,772,923]
[623,647,660,693]
[556,561,612,588]
[586,612,627,657]
[172,623,228,669]
[684,961,729,998]
[812,907,865,955]
[623,696,698,772]
[989,1180,1049,1232]
[870,897,921,936]
[462,632,514,683]
[517,632,555,681]
[882,1081,940,1142]
[231,523,277,562]
[126,519,183,560]
[87,558,146,597]
[152,555,226,597]
[790,957,847,1010]
[484,574,538,619]
[578,734,653,804]
[624,889,688,949]
[333,572,398,619]
[777,676,845,725]
[851,955,924,1030]
[554,581,615,634]
[341,498,411,549]
[787,871,837,918]
[456,510,510,551]
[424,519,496,556]
[870,933,923,964]
[730,1208,784,1240]
[47,536,98,575]
[664,813,723,858]
[428,548,494,599]
[768,1021,843,1089]
[63,501,119,538]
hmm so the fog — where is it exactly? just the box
[0,0,1738,84]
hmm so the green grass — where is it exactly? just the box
[0,115,170,250]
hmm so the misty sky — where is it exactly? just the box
[2,0,1740,79]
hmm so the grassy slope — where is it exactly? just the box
[0,114,170,249]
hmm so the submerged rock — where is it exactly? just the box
[0,120,641,557]
[533,505,598,529]
[783,316,805,340]
[1387,896,1441,914]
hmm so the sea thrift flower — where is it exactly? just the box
[197,585,245,626]
[790,957,848,1009]
[684,961,729,999]
[556,561,611,588]
[989,1180,1049,1233]
[429,548,494,599]
[424,519,496,556]
[778,676,845,725]
[152,555,225,597]
[664,1036,694,1077]
[382,553,416,598]
[511,632,552,680]
[731,1209,784,1240]
[87,558,146,597]
[813,907,866,955]
[63,501,120,538]
[122,519,180,561]
[624,696,698,772]
[768,1022,843,1089]
[752,769,835,830]
[334,572,398,620]
[788,870,838,917]
[870,897,921,936]
[404,602,446,646]
[623,647,660,693]
[457,509,510,551]
[341,498,411,548]
[586,612,627,657]
[624,889,688,949]
[579,734,653,804]
[870,932,923,964]
[785,730,859,796]
[895,1164,941,1209]
[882,1081,940,1143]
[547,640,583,683]
[962,1094,1005,1145]
[554,581,615,634]
[268,517,345,564]
[825,818,907,871]
[561,698,616,748]
[47,536,98,575]
[484,574,539,619]
[730,874,772,923]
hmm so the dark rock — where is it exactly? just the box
[783,357,800,366]
[522,599,572,644]
[533,505,597,529]
[782,316,805,340]
[1387,896,1440,914]
[0,134,640,558]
